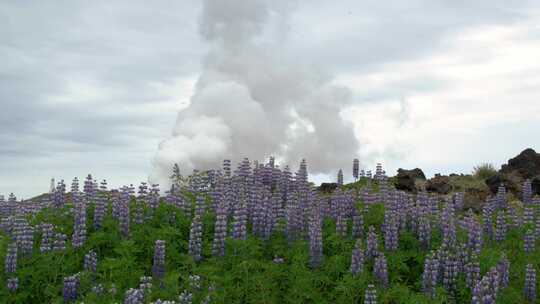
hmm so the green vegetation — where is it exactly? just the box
[1,192,538,303]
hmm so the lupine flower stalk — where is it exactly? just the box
[7,277,18,292]
[84,250,98,273]
[374,253,389,288]
[152,240,166,281]
[364,284,377,304]
[5,243,17,274]
[350,239,365,276]
[308,205,323,269]
[93,180,107,229]
[366,226,379,259]
[495,211,507,242]
[524,229,535,253]
[524,263,536,302]
[40,223,54,252]
[189,214,203,262]
[422,253,439,298]
[212,199,228,257]
[63,275,79,303]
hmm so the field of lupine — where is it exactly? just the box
[0,158,539,303]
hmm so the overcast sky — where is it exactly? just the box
[2,1,540,198]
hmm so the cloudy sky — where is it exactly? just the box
[2,0,540,198]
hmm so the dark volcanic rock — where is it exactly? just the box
[500,148,540,179]
[533,176,540,196]
[485,172,522,195]
[319,183,338,193]
[426,174,451,194]
[395,168,426,192]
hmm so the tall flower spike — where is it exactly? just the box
[523,179,533,205]
[353,159,359,181]
[364,284,377,304]
[7,277,18,292]
[366,226,379,259]
[94,180,108,229]
[422,253,439,298]
[212,195,227,257]
[495,211,507,242]
[524,229,535,253]
[308,205,323,269]
[337,169,344,187]
[350,239,365,276]
[152,240,166,280]
[84,250,98,273]
[374,253,389,288]
[524,263,536,302]
[5,243,17,274]
[63,275,79,303]
[189,214,203,262]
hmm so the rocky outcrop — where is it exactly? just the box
[318,183,338,193]
[395,168,426,192]
[485,172,522,195]
[426,174,451,194]
[500,148,540,179]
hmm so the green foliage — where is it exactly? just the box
[472,163,498,180]
[1,197,539,303]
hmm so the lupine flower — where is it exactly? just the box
[337,169,344,186]
[523,179,533,205]
[308,205,323,269]
[139,276,153,298]
[93,180,108,229]
[152,240,166,280]
[524,229,535,253]
[53,233,67,252]
[374,253,389,288]
[5,243,17,274]
[91,284,104,295]
[422,253,439,298]
[523,207,534,225]
[495,211,507,242]
[441,203,456,248]
[482,200,495,240]
[72,190,87,248]
[84,250,98,273]
[14,218,34,256]
[465,254,480,289]
[212,199,228,257]
[7,277,18,292]
[119,186,131,238]
[364,284,377,304]
[231,195,247,240]
[189,214,203,262]
[350,239,365,276]
[383,215,399,251]
[497,255,510,289]
[418,216,431,250]
[524,263,536,302]
[353,159,359,181]
[352,206,364,238]
[496,184,507,209]
[40,223,54,252]
[178,290,193,304]
[273,256,284,264]
[366,226,379,259]
[63,274,79,303]
[124,288,144,304]
[464,210,482,255]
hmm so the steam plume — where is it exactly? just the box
[151,0,359,187]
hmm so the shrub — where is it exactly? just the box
[472,163,497,180]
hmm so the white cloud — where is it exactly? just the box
[341,19,540,176]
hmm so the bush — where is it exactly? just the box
[472,163,497,180]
